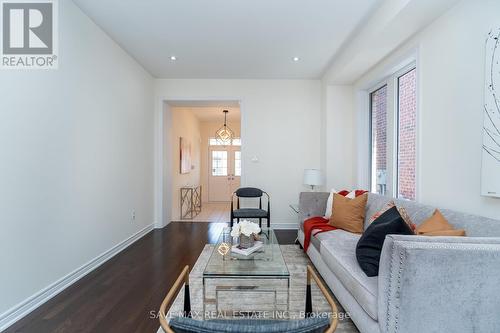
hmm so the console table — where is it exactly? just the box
[180,185,202,219]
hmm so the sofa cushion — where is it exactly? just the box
[318,229,378,320]
[310,231,322,252]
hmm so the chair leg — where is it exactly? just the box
[267,217,270,228]
[184,284,191,318]
[305,283,312,317]
[259,218,262,228]
[237,218,240,223]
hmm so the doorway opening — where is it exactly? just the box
[162,100,241,224]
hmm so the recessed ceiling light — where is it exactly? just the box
[170,56,177,61]
[292,57,300,62]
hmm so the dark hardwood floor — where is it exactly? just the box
[6,222,298,333]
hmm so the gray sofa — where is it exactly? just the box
[298,192,500,333]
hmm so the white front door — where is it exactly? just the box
[209,146,241,202]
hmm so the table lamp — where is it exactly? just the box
[303,169,323,191]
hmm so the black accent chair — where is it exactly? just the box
[230,187,270,228]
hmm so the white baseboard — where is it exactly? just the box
[0,223,154,332]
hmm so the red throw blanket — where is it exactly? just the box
[303,217,337,252]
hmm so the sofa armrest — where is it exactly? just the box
[378,235,500,333]
[298,192,330,222]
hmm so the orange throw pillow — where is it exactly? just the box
[416,209,466,236]
[329,193,368,234]
[422,229,466,236]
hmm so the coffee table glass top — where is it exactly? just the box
[204,229,289,277]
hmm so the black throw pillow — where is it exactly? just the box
[356,206,413,277]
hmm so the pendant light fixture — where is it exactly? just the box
[215,110,234,145]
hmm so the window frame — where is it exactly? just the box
[211,150,228,176]
[368,83,389,196]
[367,61,418,200]
[234,150,241,176]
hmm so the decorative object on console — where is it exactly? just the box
[217,242,230,256]
[356,206,414,277]
[217,227,232,256]
[303,169,323,191]
[416,209,466,236]
[215,109,234,145]
[481,28,500,198]
[231,219,261,249]
[329,193,368,234]
[179,137,191,174]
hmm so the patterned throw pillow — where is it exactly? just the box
[369,202,417,234]
[369,201,395,223]
[398,206,417,233]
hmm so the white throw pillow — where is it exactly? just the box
[346,190,356,199]
[324,189,357,219]
[324,188,338,218]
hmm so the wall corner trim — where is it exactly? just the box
[0,223,154,332]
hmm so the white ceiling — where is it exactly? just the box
[73,0,380,79]
[172,106,241,122]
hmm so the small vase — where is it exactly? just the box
[239,234,255,249]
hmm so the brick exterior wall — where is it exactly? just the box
[397,69,417,200]
[371,85,387,195]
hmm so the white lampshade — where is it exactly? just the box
[303,169,323,187]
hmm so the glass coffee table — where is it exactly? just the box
[203,229,290,319]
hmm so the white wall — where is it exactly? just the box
[323,85,356,190]
[169,108,201,219]
[156,79,322,226]
[352,0,500,219]
[0,0,154,321]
